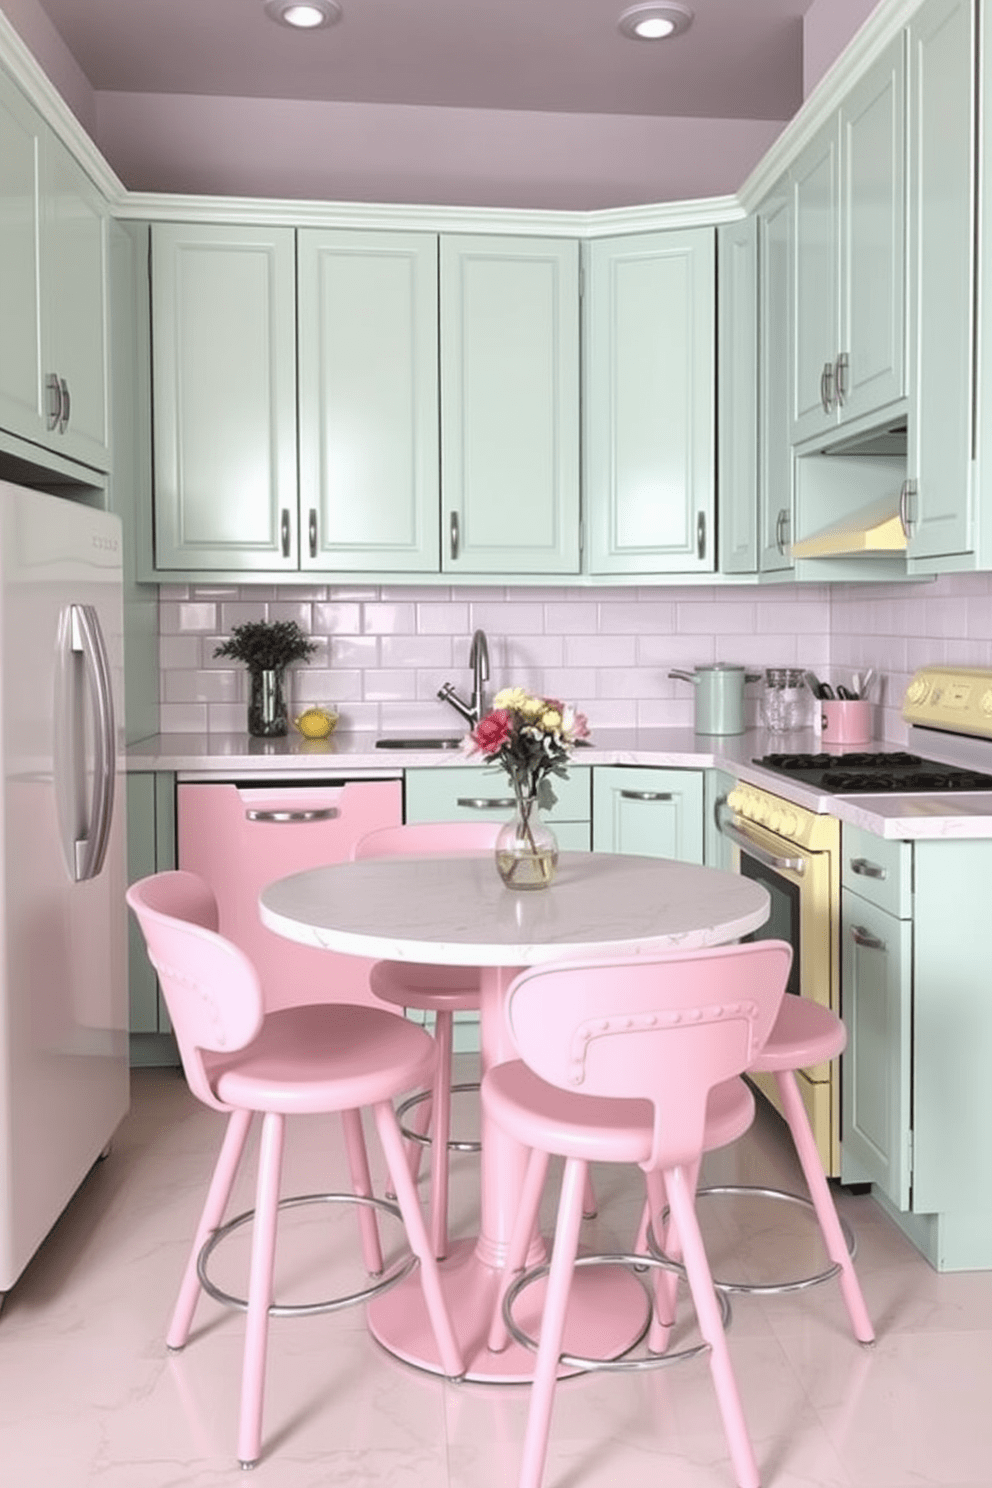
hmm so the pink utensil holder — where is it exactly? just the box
[820,699,872,745]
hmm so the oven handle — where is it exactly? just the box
[716,800,807,876]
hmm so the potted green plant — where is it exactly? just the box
[214,620,317,737]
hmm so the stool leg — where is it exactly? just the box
[644,1168,678,1356]
[518,1157,587,1488]
[775,1070,874,1344]
[666,1163,760,1488]
[488,1146,551,1354]
[373,1100,464,1380]
[429,1010,455,1260]
[340,1107,384,1276]
[167,1106,252,1351]
[582,1168,598,1220]
[238,1111,285,1469]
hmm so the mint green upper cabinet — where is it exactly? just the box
[907,0,975,564]
[592,767,704,863]
[585,228,716,575]
[758,185,796,573]
[440,235,580,575]
[791,36,906,445]
[0,72,109,471]
[151,223,298,571]
[717,217,758,575]
[298,230,440,572]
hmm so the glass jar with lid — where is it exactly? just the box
[761,668,807,732]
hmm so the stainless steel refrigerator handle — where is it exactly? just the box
[71,604,116,882]
[715,801,807,876]
[245,807,340,823]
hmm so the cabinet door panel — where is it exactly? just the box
[586,229,715,573]
[842,36,906,424]
[299,230,439,571]
[0,74,43,444]
[718,218,757,575]
[441,236,579,574]
[40,132,109,468]
[841,889,911,1208]
[152,224,297,570]
[791,125,841,443]
[758,186,795,572]
[592,767,704,864]
[908,0,975,561]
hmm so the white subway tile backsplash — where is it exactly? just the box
[158,572,992,739]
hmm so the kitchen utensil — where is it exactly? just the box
[804,670,825,700]
[819,682,836,699]
[858,667,875,699]
[761,668,808,732]
[668,664,761,736]
[836,685,855,700]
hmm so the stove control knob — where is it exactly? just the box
[727,787,744,815]
[768,808,782,832]
[981,690,992,717]
[780,810,799,838]
[905,677,929,706]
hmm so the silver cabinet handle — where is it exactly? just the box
[450,511,460,561]
[850,924,887,951]
[696,511,706,560]
[308,507,318,559]
[245,807,340,824]
[775,507,789,556]
[280,508,291,559]
[58,376,71,432]
[898,479,916,539]
[820,359,835,413]
[835,351,849,406]
[715,802,806,875]
[45,372,62,431]
[620,790,673,802]
[456,796,516,810]
[850,856,886,880]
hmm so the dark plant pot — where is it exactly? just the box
[248,667,287,737]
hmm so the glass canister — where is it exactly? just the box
[761,667,807,732]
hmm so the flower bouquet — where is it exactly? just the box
[464,688,589,888]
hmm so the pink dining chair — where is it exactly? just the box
[354,822,600,1260]
[482,941,791,1488]
[126,870,463,1469]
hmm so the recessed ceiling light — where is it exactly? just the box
[618,4,693,41]
[264,0,341,30]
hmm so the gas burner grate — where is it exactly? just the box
[754,751,992,794]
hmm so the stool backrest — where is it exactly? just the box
[506,941,791,1171]
[126,870,265,1112]
[353,820,500,859]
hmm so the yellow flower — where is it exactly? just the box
[519,695,546,721]
[540,708,562,731]
[493,686,529,711]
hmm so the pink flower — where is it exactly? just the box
[467,708,513,756]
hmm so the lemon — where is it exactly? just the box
[295,707,337,739]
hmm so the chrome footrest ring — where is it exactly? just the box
[648,1184,856,1295]
[197,1191,417,1318]
[396,1082,482,1153]
[501,1250,730,1372]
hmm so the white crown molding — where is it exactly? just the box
[738,0,919,210]
[0,10,125,202]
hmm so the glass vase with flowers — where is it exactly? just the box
[213,620,317,737]
[463,688,589,889]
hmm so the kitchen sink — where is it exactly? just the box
[374,736,464,750]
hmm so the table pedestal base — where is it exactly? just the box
[366,1238,650,1383]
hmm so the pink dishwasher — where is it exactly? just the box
[177,779,402,1012]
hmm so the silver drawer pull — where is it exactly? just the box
[850,857,886,880]
[620,790,673,802]
[455,796,516,810]
[245,807,340,823]
[850,924,887,951]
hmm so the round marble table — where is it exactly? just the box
[260,851,769,1381]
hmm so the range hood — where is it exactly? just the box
[790,493,908,559]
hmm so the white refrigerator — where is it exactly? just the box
[0,481,129,1298]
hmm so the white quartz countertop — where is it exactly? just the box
[125,727,992,841]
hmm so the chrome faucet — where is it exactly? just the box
[437,628,490,729]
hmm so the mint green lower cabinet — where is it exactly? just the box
[840,887,912,1207]
[592,767,703,863]
[126,772,177,1064]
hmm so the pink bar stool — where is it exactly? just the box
[481,941,791,1488]
[690,997,874,1342]
[126,871,463,1470]
[355,823,600,1260]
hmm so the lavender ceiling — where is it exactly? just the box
[32,0,813,121]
